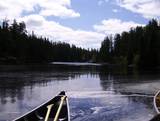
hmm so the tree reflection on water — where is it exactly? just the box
[0,64,159,120]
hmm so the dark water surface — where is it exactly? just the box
[0,64,159,121]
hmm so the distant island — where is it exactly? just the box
[0,19,159,68]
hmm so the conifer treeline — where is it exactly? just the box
[0,19,160,68]
[0,19,98,64]
[99,19,160,68]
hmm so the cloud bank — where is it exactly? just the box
[94,19,144,35]
[116,0,160,19]
[0,0,80,19]
[19,14,105,49]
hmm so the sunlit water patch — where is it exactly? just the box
[68,91,155,121]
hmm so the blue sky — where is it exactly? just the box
[62,0,147,30]
[0,0,159,48]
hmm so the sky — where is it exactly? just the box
[0,0,160,49]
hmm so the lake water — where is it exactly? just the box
[0,63,159,121]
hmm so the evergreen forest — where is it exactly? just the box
[0,19,160,68]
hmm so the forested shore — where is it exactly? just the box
[0,19,160,68]
[0,19,98,64]
[100,19,160,68]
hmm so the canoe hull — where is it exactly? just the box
[13,91,70,121]
[154,90,160,113]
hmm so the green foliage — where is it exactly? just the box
[0,20,98,64]
[133,54,140,67]
[99,36,113,62]
[100,19,160,68]
[1,18,160,68]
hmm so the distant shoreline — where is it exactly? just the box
[51,62,102,66]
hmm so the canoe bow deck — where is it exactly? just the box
[13,91,70,121]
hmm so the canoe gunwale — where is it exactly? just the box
[154,90,160,114]
[13,91,70,121]
[66,95,70,121]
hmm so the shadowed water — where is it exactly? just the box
[0,64,159,121]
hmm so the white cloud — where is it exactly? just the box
[39,0,80,18]
[94,19,144,34]
[40,5,80,18]
[19,15,45,27]
[19,15,105,49]
[98,0,104,6]
[0,0,80,19]
[98,0,109,6]
[0,0,36,19]
[116,0,160,19]
[112,9,118,13]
